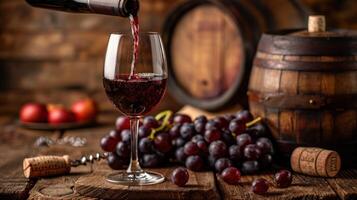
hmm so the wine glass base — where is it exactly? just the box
[106,171,165,185]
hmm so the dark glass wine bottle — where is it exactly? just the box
[26,0,139,17]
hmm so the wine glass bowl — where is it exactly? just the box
[103,32,167,185]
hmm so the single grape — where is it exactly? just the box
[245,129,260,141]
[120,129,131,144]
[194,121,206,134]
[215,158,233,173]
[229,119,246,135]
[138,126,151,138]
[256,137,274,154]
[235,110,253,124]
[193,115,207,134]
[143,116,160,129]
[173,114,192,124]
[116,116,130,132]
[196,140,208,154]
[204,129,221,143]
[259,154,273,169]
[274,170,292,188]
[139,137,154,154]
[116,141,130,158]
[180,123,195,140]
[184,141,200,156]
[107,152,127,170]
[109,129,121,141]
[205,120,220,131]
[174,137,186,148]
[100,135,118,152]
[252,178,269,195]
[221,130,235,146]
[194,115,208,124]
[248,123,267,138]
[171,167,189,187]
[236,133,252,151]
[154,133,172,153]
[169,124,181,139]
[229,145,242,163]
[141,154,161,168]
[191,134,204,143]
[244,144,262,160]
[213,116,229,130]
[209,140,228,159]
[241,160,259,174]
[185,155,204,171]
[221,167,241,185]
[175,147,187,163]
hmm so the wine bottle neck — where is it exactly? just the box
[88,0,126,16]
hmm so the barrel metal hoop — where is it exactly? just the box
[253,57,357,71]
[247,90,357,109]
[258,30,357,56]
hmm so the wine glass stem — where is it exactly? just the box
[127,116,143,174]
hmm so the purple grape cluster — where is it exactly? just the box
[100,110,275,177]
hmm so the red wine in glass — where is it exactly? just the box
[103,74,167,116]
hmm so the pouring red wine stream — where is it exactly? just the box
[129,14,140,79]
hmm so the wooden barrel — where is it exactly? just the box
[248,16,357,166]
[163,0,307,110]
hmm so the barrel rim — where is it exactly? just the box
[261,28,357,38]
[258,29,357,55]
[162,0,249,110]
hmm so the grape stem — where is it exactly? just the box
[246,117,262,128]
[148,110,173,140]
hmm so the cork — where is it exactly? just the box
[308,15,326,32]
[23,155,71,178]
[291,147,341,177]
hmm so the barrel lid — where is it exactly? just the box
[258,16,357,56]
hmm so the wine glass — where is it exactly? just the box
[103,32,167,185]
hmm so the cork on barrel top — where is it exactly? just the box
[308,15,326,32]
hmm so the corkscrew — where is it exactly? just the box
[70,152,108,167]
[23,152,108,178]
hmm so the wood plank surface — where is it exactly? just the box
[326,169,357,200]
[28,125,111,199]
[0,124,60,200]
[0,145,36,200]
[75,167,219,200]
[216,172,338,200]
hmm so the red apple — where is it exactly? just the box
[48,107,75,124]
[71,99,98,122]
[20,103,48,123]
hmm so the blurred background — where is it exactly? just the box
[0,0,356,117]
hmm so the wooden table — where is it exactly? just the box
[0,114,356,200]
